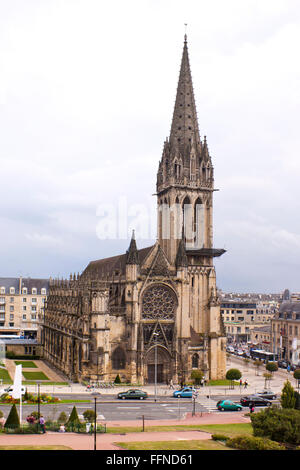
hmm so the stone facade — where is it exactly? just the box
[42,35,226,384]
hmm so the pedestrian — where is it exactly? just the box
[59,424,65,433]
[244,380,248,389]
[169,379,174,390]
[239,379,243,387]
[39,415,46,433]
[200,378,204,387]
[249,402,255,413]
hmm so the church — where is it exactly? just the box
[42,35,227,384]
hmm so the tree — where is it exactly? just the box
[294,391,300,410]
[57,411,67,424]
[4,404,20,429]
[253,360,263,376]
[83,409,96,422]
[190,369,204,385]
[226,369,242,389]
[263,372,272,389]
[281,380,296,409]
[265,362,278,375]
[114,374,121,384]
[293,369,300,390]
[66,406,81,426]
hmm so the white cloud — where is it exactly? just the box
[0,0,300,290]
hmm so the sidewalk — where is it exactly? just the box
[23,355,295,397]
[0,411,250,450]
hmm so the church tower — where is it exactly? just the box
[156,34,226,380]
[157,34,215,263]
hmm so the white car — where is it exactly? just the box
[0,385,26,396]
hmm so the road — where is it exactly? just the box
[0,392,279,422]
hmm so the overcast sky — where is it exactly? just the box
[0,0,300,293]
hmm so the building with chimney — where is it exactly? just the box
[42,36,226,384]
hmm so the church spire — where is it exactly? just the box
[169,34,201,160]
[126,230,140,265]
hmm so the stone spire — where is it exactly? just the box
[169,34,201,163]
[126,230,140,265]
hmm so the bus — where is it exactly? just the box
[250,349,278,363]
[0,335,24,340]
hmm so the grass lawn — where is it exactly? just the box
[207,380,240,386]
[197,423,253,437]
[0,445,72,450]
[14,361,37,368]
[22,381,69,386]
[22,371,49,381]
[114,440,230,451]
[106,423,253,435]
[0,368,12,383]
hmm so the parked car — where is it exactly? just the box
[277,360,288,369]
[0,385,26,397]
[253,390,277,400]
[217,400,243,411]
[173,387,197,398]
[240,395,272,407]
[117,389,148,400]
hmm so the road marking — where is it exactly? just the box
[117,406,141,409]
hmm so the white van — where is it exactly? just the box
[0,385,26,396]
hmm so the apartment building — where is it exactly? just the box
[220,294,279,345]
[271,301,300,365]
[0,277,49,340]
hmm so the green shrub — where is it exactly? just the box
[114,374,121,384]
[190,370,204,385]
[83,409,96,422]
[45,420,60,432]
[294,391,300,410]
[251,407,300,446]
[227,435,284,450]
[4,404,20,429]
[57,412,67,424]
[211,434,229,442]
[281,380,296,409]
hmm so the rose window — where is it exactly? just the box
[142,285,176,320]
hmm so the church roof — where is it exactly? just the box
[81,245,154,278]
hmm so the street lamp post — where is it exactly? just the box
[153,332,159,402]
[36,380,41,419]
[94,397,97,451]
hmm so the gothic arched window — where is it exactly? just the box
[112,347,126,369]
[192,353,199,369]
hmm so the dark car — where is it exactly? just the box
[278,360,288,369]
[253,390,277,400]
[117,389,148,400]
[240,395,272,407]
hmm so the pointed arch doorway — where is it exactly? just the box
[145,346,172,384]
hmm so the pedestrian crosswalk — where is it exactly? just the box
[196,396,218,413]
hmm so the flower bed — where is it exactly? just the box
[0,393,61,405]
